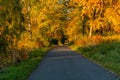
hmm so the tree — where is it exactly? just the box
[0,0,24,53]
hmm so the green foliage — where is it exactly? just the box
[0,47,48,80]
[76,40,120,76]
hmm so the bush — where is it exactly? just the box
[75,35,102,47]
[0,47,48,80]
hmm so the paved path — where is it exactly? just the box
[29,46,119,80]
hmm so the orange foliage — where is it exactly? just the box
[75,36,102,47]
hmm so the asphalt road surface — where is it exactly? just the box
[28,46,119,80]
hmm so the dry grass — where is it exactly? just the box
[75,35,102,47]
[0,48,29,70]
[75,35,120,47]
[102,35,120,41]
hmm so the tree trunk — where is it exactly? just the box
[89,26,93,37]
[58,40,62,46]
[28,0,32,38]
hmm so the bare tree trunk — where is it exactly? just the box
[28,0,32,38]
[89,26,93,37]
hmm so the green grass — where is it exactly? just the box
[0,47,48,80]
[76,41,120,76]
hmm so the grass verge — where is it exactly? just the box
[0,47,48,80]
[76,40,120,76]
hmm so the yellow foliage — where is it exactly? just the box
[75,35,102,47]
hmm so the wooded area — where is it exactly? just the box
[0,0,120,69]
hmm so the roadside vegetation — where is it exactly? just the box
[0,0,120,79]
[0,47,48,80]
[73,35,120,76]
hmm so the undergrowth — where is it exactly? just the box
[0,47,48,80]
[75,35,120,76]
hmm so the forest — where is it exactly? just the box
[0,0,120,77]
